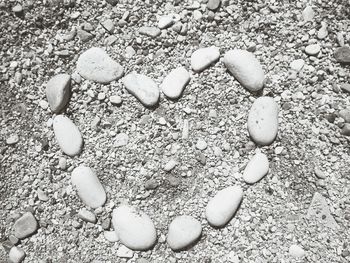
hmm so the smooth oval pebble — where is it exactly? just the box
[191,46,220,72]
[289,244,305,258]
[76,47,124,84]
[122,72,159,107]
[9,246,25,263]
[53,115,83,156]
[112,205,157,251]
[243,152,269,184]
[205,185,243,227]
[224,49,265,92]
[13,212,38,239]
[161,67,190,99]
[305,44,321,56]
[167,215,202,251]
[247,97,279,146]
[45,74,71,113]
[71,166,106,208]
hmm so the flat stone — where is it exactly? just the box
[340,83,350,93]
[339,109,350,123]
[139,26,161,38]
[158,15,174,29]
[77,47,124,84]
[105,0,118,5]
[167,215,202,251]
[53,115,83,156]
[9,246,25,263]
[243,152,269,184]
[112,205,157,251]
[122,73,159,107]
[302,6,314,22]
[13,212,38,239]
[205,185,243,227]
[164,159,177,172]
[46,74,71,113]
[71,166,106,208]
[101,19,115,34]
[104,231,119,242]
[289,244,305,258]
[191,46,220,72]
[314,166,327,179]
[77,29,93,42]
[110,95,122,105]
[78,209,96,223]
[196,139,207,150]
[290,59,305,72]
[6,134,19,145]
[334,46,350,63]
[224,49,265,92]
[247,97,279,146]
[341,123,350,136]
[117,245,134,258]
[114,133,129,147]
[207,0,221,10]
[161,67,190,99]
[305,44,321,56]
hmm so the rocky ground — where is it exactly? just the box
[1,0,350,262]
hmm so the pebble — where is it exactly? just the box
[341,124,350,136]
[289,244,305,258]
[71,166,107,208]
[196,139,207,150]
[340,83,350,93]
[112,205,157,251]
[207,0,221,10]
[76,47,124,84]
[114,133,129,147]
[290,59,305,72]
[305,44,321,56]
[13,212,38,239]
[9,246,25,263]
[161,67,190,99]
[243,152,269,184]
[106,0,118,5]
[12,4,23,14]
[223,49,265,92]
[164,159,177,172]
[104,231,119,242]
[110,95,122,105]
[45,74,71,113]
[77,29,93,42]
[334,46,350,63]
[205,185,243,227]
[339,109,350,123]
[307,192,338,228]
[191,46,220,72]
[122,72,160,107]
[139,26,161,38]
[158,15,174,29]
[302,6,314,22]
[101,19,115,34]
[58,157,67,170]
[37,189,49,202]
[314,166,326,179]
[167,215,202,251]
[317,22,328,39]
[117,245,134,258]
[6,134,19,145]
[53,115,83,156]
[78,209,97,223]
[247,97,279,146]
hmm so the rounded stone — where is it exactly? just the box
[191,46,220,72]
[243,152,269,184]
[167,215,202,251]
[45,74,71,113]
[205,185,243,227]
[289,244,305,258]
[53,115,83,156]
[161,67,190,99]
[13,212,38,239]
[71,166,106,208]
[305,44,321,56]
[112,205,157,251]
[223,49,265,92]
[9,246,25,263]
[247,97,279,146]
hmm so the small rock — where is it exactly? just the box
[161,67,190,100]
[196,139,207,150]
[9,246,25,263]
[114,133,129,147]
[144,179,159,190]
[224,49,265,92]
[58,157,67,170]
[139,26,161,38]
[9,235,19,245]
[289,244,305,258]
[243,152,269,184]
[122,73,159,107]
[340,83,350,93]
[77,29,93,42]
[302,6,314,22]
[117,245,134,258]
[207,0,221,10]
[71,166,107,208]
[101,19,115,34]
[191,46,220,72]
[164,159,177,172]
[45,74,71,113]
[305,44,321,56]
[205,185,243,227]
[290,59,305,72]
[76,47,124,84]
[125,46,136,59]
[317,22,328,39]
[104,231,119,242]
[158,15,174,29]
[112,205,157,251]
[341,124,350,136]
[339,109,350,123]
[167,215,202,251]
[193,10,202,20]
[6,134,19,145]
[105,0,118,5]
[247,97,279,146]
[37,189,49,202]
[78,209,96,223]
[110,95,122,105]
[13,212,38,239]
[334,46,350,63]
[307,192,338,228]
[314,166,326,179]
[12,4,23,14]
[53,115,83,156]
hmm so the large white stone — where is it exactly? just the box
[122,72,159,107]
[161,67,190,99]
[205,185,243,227]
[76,47,123,84]
[191,46,220,72]
[53,115,83,156]
[45,74,71,113]
[167,215,202,251]
[289,244,305,258]
[223,49,265,92]
[9,246,25,263]
[112,205,157,251]
[243,152,269,184]
[71,166,106,208]
[247,97,279,145]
